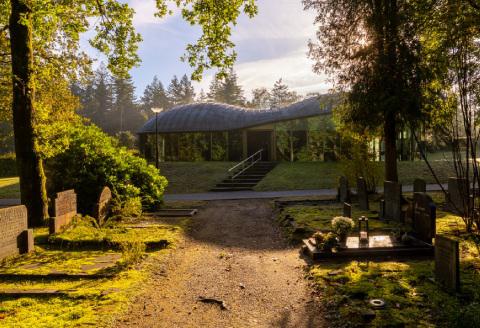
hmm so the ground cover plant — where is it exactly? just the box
[0,211,189,327]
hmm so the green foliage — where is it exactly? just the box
[111,196,143,218]
[116,130,137,149]
[340,135,382,193]
[208,69,245,105]
[331,216,355,236]
[0,153,17,177]
[46,124,167,214]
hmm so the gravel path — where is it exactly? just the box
[115,199,325,328]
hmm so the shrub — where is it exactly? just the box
[331,216,355,237]
[0,153,17,177]
[111,196,142,218]
[312,231,338,251]
[46,124,168,215]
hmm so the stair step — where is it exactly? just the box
[216,183,257,188]
[222,179,262,183]
[210,187,253,192]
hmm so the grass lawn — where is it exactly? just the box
[0,177,19,198]
[256,160,456,191]
[158,161,234,194]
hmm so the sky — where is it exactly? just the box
[81,0,331,99]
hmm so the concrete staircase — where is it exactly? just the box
[210,162,277,192]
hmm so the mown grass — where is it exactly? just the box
[256,160,455,191]
[0,177,20,198]
[0,214,189,327]
[158,161,234,194]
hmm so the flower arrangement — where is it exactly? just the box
[312,231,338,251]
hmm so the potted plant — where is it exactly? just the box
[331,216,355,243]
[311,231,338,252]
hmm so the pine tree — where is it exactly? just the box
[110,76,145,133]
[207,70,245,105]
[142,76,170,116]
[269,78,300,109]
[249,87,270,109]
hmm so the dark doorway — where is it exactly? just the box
[247,130,272,161]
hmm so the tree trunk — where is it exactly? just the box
[384,111,398,182]
[9,0,48,227]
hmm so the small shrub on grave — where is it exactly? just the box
[331,216,355,239]
[46,124,168,215]
[312,231,338,251]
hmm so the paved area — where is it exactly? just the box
[164,184,447,201]
[0,198,20,208]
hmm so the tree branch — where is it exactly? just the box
[468,0,480,10]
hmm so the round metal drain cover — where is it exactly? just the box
[369,299,386,308]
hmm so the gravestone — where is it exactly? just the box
[343,202,352,218]
[338,176,350,203]
[384,181,402,221]
[435,235,460,292]
[0,205,34,260]
[413,193,436,244]
[448,177,469,214]
[357,177,369,210]
[50,189,77,234]
[413,179,426,193]
[95,187,112,226]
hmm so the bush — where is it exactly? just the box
[0,153,17,177]
[46,124,168,215]
[331,216,355,237]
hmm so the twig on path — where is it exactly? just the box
[197,296,228,310]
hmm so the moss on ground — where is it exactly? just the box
[305,196,480,327]
[0,214,189,327]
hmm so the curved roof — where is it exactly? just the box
[139,97,331,134]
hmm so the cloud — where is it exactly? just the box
[193,49,330,98]
[128,0,179,26]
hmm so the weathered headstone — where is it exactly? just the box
[0,205,34,260]
[435,235,460,292]
[384,181,402,221]
[447,177,469,214]
[50,189,77,234]
[379,200,385,220]
[413,192,436,244]
[413,178,426,193]
[338,176,350,203]
[95,187,112,226]
[343,202,352,218]
[357,177,369,210]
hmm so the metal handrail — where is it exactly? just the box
[228,149,264,180]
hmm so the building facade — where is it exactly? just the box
[138,97,337,162]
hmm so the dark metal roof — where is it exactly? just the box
[138,97,331,134]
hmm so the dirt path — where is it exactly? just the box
[116,199,324,328]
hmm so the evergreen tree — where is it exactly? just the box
[110,77,145,133]
[141,76,170,116]
[168,74,196,106]
[208,70,245,105]
[249,87,270,109]
[269,79,300,109]
[196,89,208,102]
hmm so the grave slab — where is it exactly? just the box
[413,179,427,193]
[384,181,402,221]
[413,193,436,244]
[95,186,112,226]
[0,205,32,260]
[338,176,350,203]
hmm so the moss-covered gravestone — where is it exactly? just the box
[50,190,77,234]
[338,176,350,203]
[95,187,112,226]
[357,177,369,210]
[384,181,402,221]
[0,205,34,259]
[412,193,436,244]
[343,202,352,218]
[435,235,460,292]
